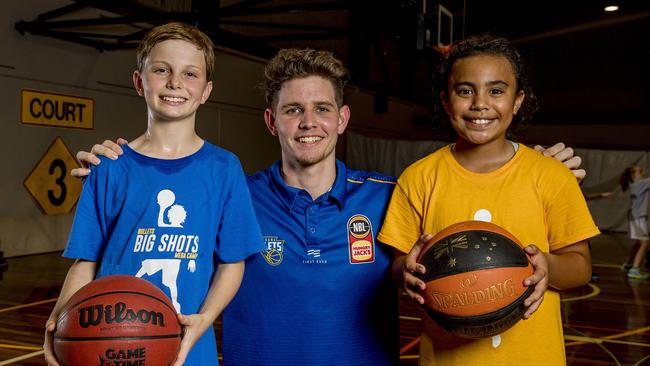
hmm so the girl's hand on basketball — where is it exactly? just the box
[71,138,128,178]
[43,317,61,366]
[402,234,433,305]
[172,313,212,366]
[522,244,549,319]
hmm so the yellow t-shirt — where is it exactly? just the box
[377,144,600,366]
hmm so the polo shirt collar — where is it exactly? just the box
[269,160,347,211]
[329,159,347,209]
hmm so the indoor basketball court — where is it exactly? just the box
[0,232,648,365]
[1,1,649,365]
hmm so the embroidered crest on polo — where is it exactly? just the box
[261,236,284,266]
[348,214,375,264]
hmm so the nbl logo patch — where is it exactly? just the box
[347,215,375,264]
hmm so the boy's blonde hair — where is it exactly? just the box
[136,22,215,80]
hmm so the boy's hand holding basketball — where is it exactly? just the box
[522,244,549,319]
[43,317,61,366]
[173,313,213,366]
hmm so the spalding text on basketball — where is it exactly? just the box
[78,302,166,328]
[430,278,517,310]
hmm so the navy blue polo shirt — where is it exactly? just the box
[222,159,399,366]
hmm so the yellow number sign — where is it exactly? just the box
[24,136,82,215]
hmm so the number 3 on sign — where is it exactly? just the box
[48,158,67,206]
[24,136,82,215]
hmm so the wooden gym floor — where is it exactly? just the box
[0,232,648,365]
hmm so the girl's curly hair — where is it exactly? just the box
[432,34,538,136]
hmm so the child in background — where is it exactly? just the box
[43,23,263,366]
[378,34,600,365]
[619,165,650,280]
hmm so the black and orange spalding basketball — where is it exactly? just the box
[417,221,534,338]
[54,275,181,366]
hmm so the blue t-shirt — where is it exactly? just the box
[63,142,264,366]
[222,159,399,366]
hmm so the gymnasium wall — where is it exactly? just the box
[0,1,425,257]
[345,132,650,234]
[0,1,280,257]
[2,1,646,257]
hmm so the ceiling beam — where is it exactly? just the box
[218,1,349,17]
[219,19,348,32]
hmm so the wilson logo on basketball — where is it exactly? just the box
[78,302,166,328]
[429,278,518,311]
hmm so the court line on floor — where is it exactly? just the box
[399,315,421,321]
[0,344,41,351]
[0,298,57,313]
[565,325,650,347]
[633,354,650,366]
[400,336,421,355]
[0,350,44,366]
[565,322,640,334]
[400,354,419,360]
[560,283,600,302]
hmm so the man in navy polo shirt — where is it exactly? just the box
[73,48,585,365]
[221,48,400,365]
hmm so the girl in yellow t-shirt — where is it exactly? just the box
[378,34,599,365]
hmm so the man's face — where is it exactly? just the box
[264,76,349,168]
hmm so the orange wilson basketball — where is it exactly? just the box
[417,221,534,338]
[54,275,181,366]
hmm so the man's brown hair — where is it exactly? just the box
[263,48,349,109]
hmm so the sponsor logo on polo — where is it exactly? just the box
[348,215,375,264]
[262,236,284,266]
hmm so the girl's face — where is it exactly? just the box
[443,54,524,146]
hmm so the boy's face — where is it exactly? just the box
[133,39,212,123]
[263,75,349,168]
[443,55,524,146]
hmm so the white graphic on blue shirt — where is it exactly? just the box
[133,189,198,313]
[157,189,187,228]
[307,249,321,258]
[135,258,195,312]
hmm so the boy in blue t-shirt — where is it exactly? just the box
[43,22,263,366]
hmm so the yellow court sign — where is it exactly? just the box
[21,89,94,129]
[24,137,83,215]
